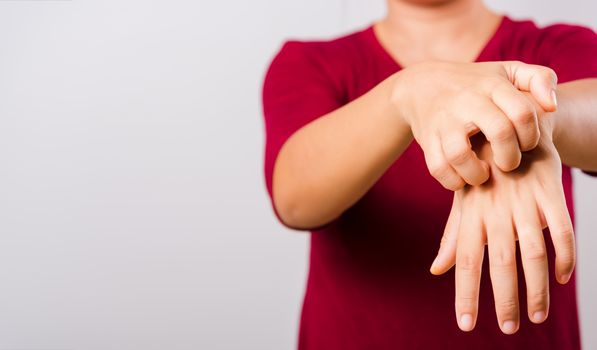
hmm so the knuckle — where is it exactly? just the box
[488,119,516,142]
[428,160,450,179]
[491,249,516,269]
[553,225,575,240]
[497,298,519,316]
[458,254,481,273]
[444,143,471,166]
[521,239,547,262]
[529,288,549,308]
[510,104,536,126]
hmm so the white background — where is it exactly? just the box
[0,0,595,349]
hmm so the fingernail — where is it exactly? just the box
[502,320,517,334]
[533,311,546,323]
[551,89,558,108]
[459,314,473,331]
[561,273,571,283]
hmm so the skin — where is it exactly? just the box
[395,60,557,190]
[271,0,597,334]
[431,98,576,334]
[431,82,597,333]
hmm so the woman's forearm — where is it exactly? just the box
[272,73,413,229]
[272,61,562,230]
[552,78,597,171]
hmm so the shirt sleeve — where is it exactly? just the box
[537,24,597,176]
[261,41,345,229]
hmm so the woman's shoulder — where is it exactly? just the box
[268,26,372,71]
[505,15,596,46]
[503,15,597,82]
[263,26,374,93]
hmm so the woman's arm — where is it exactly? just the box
[272,74,412,229]
[272,61,557,229]
[552,78,597,171]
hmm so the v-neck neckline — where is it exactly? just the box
[363,15,510,70]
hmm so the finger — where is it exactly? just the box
[491,83,540,152]
[500,61,558,112]
[424,133,466,191]
[486,209,520,335]
[431,193,461,275]
[513,198,549,324]
[468,98,522,171]
[440,129,490,185]
[540,186,576,284]
[455,207,485,332]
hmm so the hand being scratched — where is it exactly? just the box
[429,101,575,335]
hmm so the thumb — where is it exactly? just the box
[430,194,461,275]
[500,61,558,112]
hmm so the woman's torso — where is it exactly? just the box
[296,16,582,350]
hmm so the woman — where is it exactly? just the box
[262,0,597,348]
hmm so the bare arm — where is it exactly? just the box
[552,78,597,171]
[272,61,557,229]
[273,74,412,229]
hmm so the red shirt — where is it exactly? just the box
[262,16,597,350]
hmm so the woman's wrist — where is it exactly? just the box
[388,62,431,129]
[548,92,566,151]
[386,70,414,138]
[539,101,566,151]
